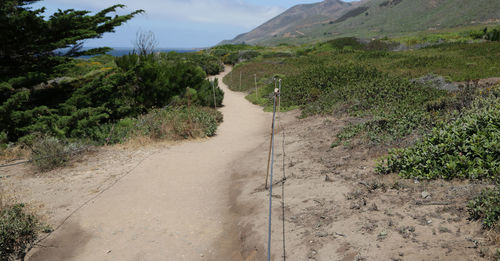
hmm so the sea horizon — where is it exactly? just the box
[78,46,201,58]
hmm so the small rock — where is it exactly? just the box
[200,254,204,257]
[427,219,432,225]
[325,175,333,182]
[421,191,431,199]
[315,231,329,237]
[308,249,317,258]
[341,154,351,160]
[378,231,388,240]
[369,203,379,211]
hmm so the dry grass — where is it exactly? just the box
[0,145,30,164]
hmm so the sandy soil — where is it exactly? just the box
[4,66,271,261]
[231,110,498,261]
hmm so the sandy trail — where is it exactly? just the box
[28,66,269,261]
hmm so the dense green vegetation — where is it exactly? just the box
[1,54,224,146]
[225,38,500,92]
[281,64,445,144]
[377,85,499,180]
[1,1,225,149]
[160,51,224,75]
[468,186,500,229]
[0,0,143,85]
[223,36,500,144]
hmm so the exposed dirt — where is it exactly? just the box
[231,110,498,261]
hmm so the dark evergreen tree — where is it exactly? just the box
[0,0,143,83]
[0,1,142,141]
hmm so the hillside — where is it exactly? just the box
[222,0,500,45]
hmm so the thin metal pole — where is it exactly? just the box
[265,77,278,189]
[267,92,277,261]
[277,79,282,133]
[239,71,242,90]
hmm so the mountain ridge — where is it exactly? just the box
[221,0,500,46]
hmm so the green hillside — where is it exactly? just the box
[223,0,500,45]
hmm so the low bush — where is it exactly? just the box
[280,64,445,143]
[30,136,85,171]
[377,86,500,180]
[320,37,365,50]
[0,204,40,261]
[470,27,500,42]
[468,186,500,229]
[131,106,223,140]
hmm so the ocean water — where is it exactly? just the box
[74,47,197,58]
[106,48,197,56]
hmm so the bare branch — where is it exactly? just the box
[134,30,158,56]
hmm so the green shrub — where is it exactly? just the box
[240,50,260,61]
[377,87,500,180]
[196,79,224,108]
[468,186,500,229]
[321,37,365,50]
[0,204,40,261]
[365,40,399,51]
[223,52,240,65]
[280,64,444,143]
[470,27,500,42]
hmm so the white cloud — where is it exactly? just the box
[45,0,284,29]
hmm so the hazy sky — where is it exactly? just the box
[31,0,358,48]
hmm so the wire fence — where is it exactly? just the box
[267,76,287,261]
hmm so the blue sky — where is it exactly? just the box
[31,0,358,48]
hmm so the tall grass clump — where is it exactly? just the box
[30,136,85,171]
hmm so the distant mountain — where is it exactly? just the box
[221,0,500,45]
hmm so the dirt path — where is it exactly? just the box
[28,66,270,261]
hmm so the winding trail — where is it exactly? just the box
[29,67,269,261]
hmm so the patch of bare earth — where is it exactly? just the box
[232,110,496,261]
[1,144,161,227]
